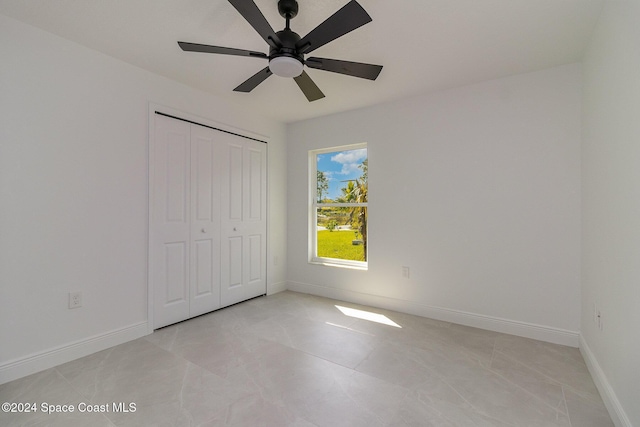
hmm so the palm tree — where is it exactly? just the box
[337,180,356,203]
[317,170,329,202]
[338,159,368,260]
[350,175,367,260]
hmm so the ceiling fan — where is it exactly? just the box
[178,0,383,102]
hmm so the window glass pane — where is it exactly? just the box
[317,207,367,262]
[316,148,367,203]
[312,145,368,266]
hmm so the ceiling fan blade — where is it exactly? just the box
[296,1,372,55]
[306,57,382,80]
[228,0,282,49]
[294,71,325,102]
[234,67,273,92]
[178,42,267,59]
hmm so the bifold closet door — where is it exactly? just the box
[152,115,222,329]
[188,125,222,318]
[152,115,191,328]
[220,135,267,307]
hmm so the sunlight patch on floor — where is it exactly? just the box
[335,305,402,328]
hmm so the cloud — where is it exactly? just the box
[331,149,367,165]
[331,149,366,175]
[339,163,361,175]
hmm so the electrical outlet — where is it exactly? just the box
[593,303,604,331]
[68,291,82,309]
[402,266,410,278]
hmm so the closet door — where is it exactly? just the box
[151,113,266,328]
[220,136,267,307]
[152,115,191,328]
[189,125,222,317]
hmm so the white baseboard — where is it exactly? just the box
[0,322,149,385]
[267,281,287,295]
[579,334,631,427]
[287,281,580,347]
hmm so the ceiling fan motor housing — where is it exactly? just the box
[269,29,304,77]
[270,29,303,62]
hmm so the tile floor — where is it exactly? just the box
[0,291,614,426]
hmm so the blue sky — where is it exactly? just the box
[317,148,367,200]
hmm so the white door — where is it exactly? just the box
[189,125,222,317]
[151,113,266,328]
[152,115,191,328]
[220,136,267,307]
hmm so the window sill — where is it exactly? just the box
[309,258,368,271]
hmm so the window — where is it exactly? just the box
[310,144,368,269]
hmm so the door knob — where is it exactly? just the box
[233,227,237,231]
[201,228,206,233]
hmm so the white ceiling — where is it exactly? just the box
[0,0,603,123]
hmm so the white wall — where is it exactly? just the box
[0,14,287,383]
[287,64,582,345]
[581,1,640,426]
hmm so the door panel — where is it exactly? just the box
[248,149,263,221]
[227,236,243,288]
[194,139,213,221]
[244,141,267,295]
[189,125,221,317]
[248,234,262,282]
[228,144,243,221]
[194,239,213,296]
[221,136,267,306]
[153,115,191,328]
[165,134,189,223]
[164,242,188,303]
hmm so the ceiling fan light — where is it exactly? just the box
[269,56,304,78]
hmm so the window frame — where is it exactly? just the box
[309,143,368,270]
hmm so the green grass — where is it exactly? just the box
[317,230,365,262]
